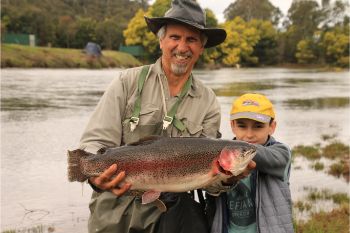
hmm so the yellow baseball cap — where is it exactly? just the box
[230,93,275,123]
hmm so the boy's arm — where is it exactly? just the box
[254,142,292,181]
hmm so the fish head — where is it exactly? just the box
[218,142,256,176]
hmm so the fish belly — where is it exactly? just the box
[127,171,220,192]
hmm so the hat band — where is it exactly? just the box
[230,112,271,123]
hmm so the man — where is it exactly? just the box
[78,0,254,232]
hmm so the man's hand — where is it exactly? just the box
[89,164,131,197]
[222,160,256,185]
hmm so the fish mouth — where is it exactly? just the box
[216,160,233,176]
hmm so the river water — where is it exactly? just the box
[1,68,349,232]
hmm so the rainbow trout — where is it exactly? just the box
[68,136,256,205]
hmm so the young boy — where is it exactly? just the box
[208,93,294,233]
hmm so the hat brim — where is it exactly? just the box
[230,112,272,123]
[144,16,226,48]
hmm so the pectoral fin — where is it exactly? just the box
[141,190,161,204]
[153,199,167,213]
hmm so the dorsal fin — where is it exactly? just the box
[127,135,163,146]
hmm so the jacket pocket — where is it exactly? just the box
[175,119,203,137]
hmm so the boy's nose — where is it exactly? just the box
[246,129,254,138]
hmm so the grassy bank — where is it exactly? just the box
[1,44,142,68]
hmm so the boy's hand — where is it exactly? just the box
[222,160,256,185]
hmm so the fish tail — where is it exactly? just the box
[67,149,88,182]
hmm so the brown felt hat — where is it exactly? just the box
[144,0,227,48]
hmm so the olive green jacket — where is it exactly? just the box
[79,58,221,233]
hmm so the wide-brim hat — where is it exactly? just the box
[144,0,227,48]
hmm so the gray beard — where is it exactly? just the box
[171,63,188,75]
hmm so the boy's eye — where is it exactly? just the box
[254,124,265,129]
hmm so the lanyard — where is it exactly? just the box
[160,75,192,131]
[129,65,191,132]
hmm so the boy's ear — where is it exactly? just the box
[230,120,235,131]
[269,120,277,135]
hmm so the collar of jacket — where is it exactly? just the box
[151,58,201,98]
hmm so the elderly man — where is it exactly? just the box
[78,0,254,232]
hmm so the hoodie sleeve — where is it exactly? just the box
[253,142,292,181]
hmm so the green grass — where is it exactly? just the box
[292,141,350,180]
[292,145,321,160]
[1,224,54,233]
[311,161,324,171]
[322,141,349,160]
[295,204,349,233]
[1,44,142,68]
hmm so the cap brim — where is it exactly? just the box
[144,16,226,48]
[230,112,271,123]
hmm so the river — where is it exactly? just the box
[1,68,349,232]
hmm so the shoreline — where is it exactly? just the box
[1,44,347,72]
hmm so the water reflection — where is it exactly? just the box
[284,97,350,109]
[213,82,279,96]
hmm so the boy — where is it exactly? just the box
[208,93,294,233]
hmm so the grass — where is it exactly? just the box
[1,224,54,233]
[310,161,324,171]
[322,141,349,160]
[294,187,350,233]
[292,141,349,180]
[1,44,142,68]
[292,145,321,160]
[294,204,349,233]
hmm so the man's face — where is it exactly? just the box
[160,24,204,76]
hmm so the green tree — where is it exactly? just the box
[123,0,171,60]
[219,17,260,66]
[321,30,349,67]
[295,39,317,64]
[55,15,77,48]
[72,17,97,48]
[95,18,122,50]
[224,0,282,25]
[249,19,278,65]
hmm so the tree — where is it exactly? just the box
[286,1,323,39]
[123,0,171,60]
[321,29,349,67]
[219,17,260,66]
[95,18,122,50]
[295,39,317,64]
[224,0,282,25]
[55,15,77,48]
[249,19,278,65]
[71,17,97,48]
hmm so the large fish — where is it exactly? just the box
[68,136,256,205]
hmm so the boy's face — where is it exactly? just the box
[231,118,276,145]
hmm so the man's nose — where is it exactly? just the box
[176,39,189,52]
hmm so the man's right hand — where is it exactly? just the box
[88,164,131,197]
